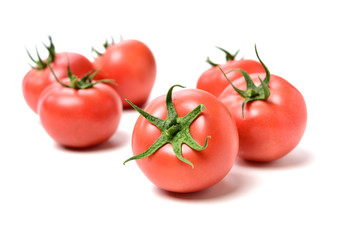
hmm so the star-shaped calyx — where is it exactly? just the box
[124,85,210,168]
[218,44,271,118]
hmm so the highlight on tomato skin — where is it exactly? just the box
[218,46,307,162]
[196,46,265,97]
[92,38,157,109]
[124,85,239,193]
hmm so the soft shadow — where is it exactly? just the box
[55,130,130,153]
[153,169,257,202]
[110,130,131,148]
[236,148,313,170]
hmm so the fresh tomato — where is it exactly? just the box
[22,36,99,113]
[93,38,156,108]
[37,67,122,148]
[218,46,307,162]
[196,47,265,97]
[124,85,238,193]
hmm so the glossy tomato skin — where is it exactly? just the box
[131,89,239,193]
[38,81,122,148]
[93,39,156,108]
[22,52,97,114]
[219,73,307,162]
[197,59,265,97]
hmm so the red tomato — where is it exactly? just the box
[38,78,122,148]
[219,73,307,162]
[93,39,156,108]
[22,37,98,113]
[126,85,238,193]
[197,47,265,97]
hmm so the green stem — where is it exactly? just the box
[26,36,56,70]
[206,46,239,67]
[48,63,115,90]
[92,37,115,57]
[166,125,181,138]
[219,44,271,118]
[124,85,210,168]
[48,64,70,88]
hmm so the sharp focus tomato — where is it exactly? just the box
[197,48,265,97]
[126,85,238,193]
[38,80,122,148]
[219,73,307,162]
[23,38,98,114]
[93,39,157,108]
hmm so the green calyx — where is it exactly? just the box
[91,37,115,57]
[219,44,271,118]
[26,36,56,70]
[48,63,114,90]
[123,85,210,168]
[206,46,239,67]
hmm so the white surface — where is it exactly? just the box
[1,0,343,239]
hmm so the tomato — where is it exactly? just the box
[37,69,122,148]
[218,46,307,162]
[124,85,238,193]
[196,47,265,97]
[93,39,156,108]
[22,37,98,113]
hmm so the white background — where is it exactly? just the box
[1,0,343,239]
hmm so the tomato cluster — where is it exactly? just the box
[23,36,156,148]
[124,45,307,193]
[23,37,307,194]
[204,46,307,162]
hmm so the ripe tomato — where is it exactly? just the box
[93,39,156,108]
[197,47,265,97]
[218,47,307,162]
[37,70,122,148]
[125,85,238,193]
[22,37,98,113]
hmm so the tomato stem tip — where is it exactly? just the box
[48,63,115,89]
[26,36,56,70]
[219,45,271,118]
[206,46,240,67]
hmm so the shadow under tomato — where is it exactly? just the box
[236,148,313,170]
[55,130,130,153]
[153,168,258,202]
